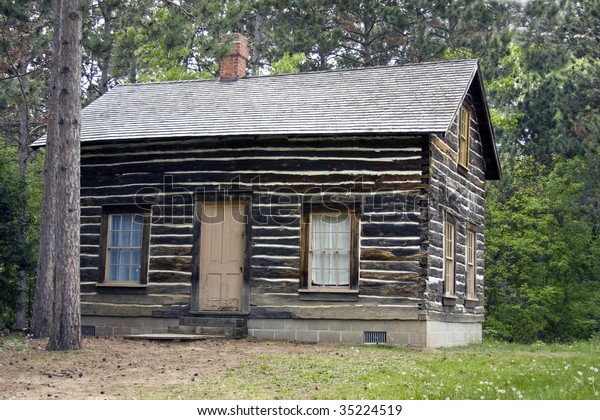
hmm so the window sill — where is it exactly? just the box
[442,295,457,307]
[464,298,478,308]
[298,289,359,302]
[96,283,147,293]
[457,163,469,177]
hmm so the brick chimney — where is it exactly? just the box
[219,33,250,80]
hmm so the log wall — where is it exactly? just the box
[79,135,430,320]
[427,89,487,321]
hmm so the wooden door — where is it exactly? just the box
[199,201,246,311]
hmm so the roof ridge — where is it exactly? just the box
[111,58,480,88]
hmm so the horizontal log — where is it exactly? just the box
[81,224,101,234]
[81,282,191,295]
[150,245,193,257]
[148,270,192,283]
[359,281,421,298]
[359,260,420,272]
[250,267,299,279]
[252,237,300,247]
[250,257,299,268]
[81,235,100,246]
[251,245,300,257]
[251,278,298,294]
[251,227,300,237]
[361,238,421,248]
[150,256,193,272]
[362,223,420,237]
[82,302,189,317]
[81,268,98,282]
[360,248,424,261]
[360,271,420,282]
[150,224,193,236]
[81,255,99,268]
[364,213,423,224]
[150,235,194,246]
[82,293,189,306]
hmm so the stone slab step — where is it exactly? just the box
[123,333,223,341]
[168,325,247,338]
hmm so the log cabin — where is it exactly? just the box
[34,34,500,347]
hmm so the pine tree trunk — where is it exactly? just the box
[15,79,30,331]
[46,0,82,351]
[31,0,62,339]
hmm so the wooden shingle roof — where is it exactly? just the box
[33,59,500,178]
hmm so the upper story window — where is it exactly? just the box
[458,105,470,169]
[98,205,151,286]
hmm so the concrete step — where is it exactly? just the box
[169,318,248,338]
[179,316,247,328]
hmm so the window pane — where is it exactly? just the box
[131,248,142,266]
[111,215,121,231]
[118,249,131,265]
[310,212,351,287]
[133,214,143,228]
[131,228,142,247]
[121,214,133,230]
[118,229,131,247]
[129,265,140,282]
[108,265,117,281]
[116,265,128,281]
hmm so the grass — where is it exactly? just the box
[151,340,600,400]
[0,334,30,352]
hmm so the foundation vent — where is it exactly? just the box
[363,331,387,344]
[81,326,96,336]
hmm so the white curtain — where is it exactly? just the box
[311,213,350,286]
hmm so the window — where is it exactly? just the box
[98,205,151,286]
[443,220,456,297]
[458,105,470,169]
[466,228,477,300]
[310,213,351,286]
[300,204,359,294]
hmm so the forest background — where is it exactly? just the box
[1,0,598,344]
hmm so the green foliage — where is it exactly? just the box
[485,156,600,343]
[0,145,42,328]
[268,52,306,75]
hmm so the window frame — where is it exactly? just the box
[443,217,457,301]
[299,202,359,299]
[97,204,152,287]
[458,105,470,170]
[465,225,478,302]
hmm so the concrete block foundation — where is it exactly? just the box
[83,316,482,348]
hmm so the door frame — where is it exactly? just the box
[190,191,252,314]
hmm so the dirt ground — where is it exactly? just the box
[0,335,338,400]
